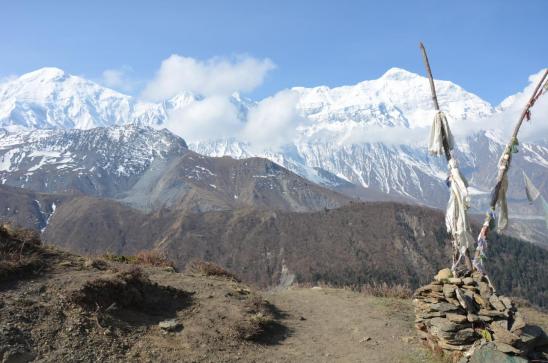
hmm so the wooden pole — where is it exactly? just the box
[419,42,452,163]
[419,42,472,271]
[479,69,548,239]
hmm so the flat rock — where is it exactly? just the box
[469,343,528,363]
[510,313,526,333]
[515,325,548,351]
[417,311,445,319]
[489,295,507,312]
[438,340,471,351]
[448,278,463,285]
[495,341,522,354]
[478,315,493,322]
[430,302,461,313]
[478,309,506,318]
[500,296,513,310]
[159,319,182,332]
[445,313,467,323]
[472,293,487,307]
[443,284,457,298]
[491,321,520,345]
[456,288,477,313]
[477,281,492,300]
[449,328,477,344]
[430,317,470,332]
[462,277,475,285]
[467,313,480,323]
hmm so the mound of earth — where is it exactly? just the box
[0,226,285,362]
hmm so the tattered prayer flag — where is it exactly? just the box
[523,172,541,203]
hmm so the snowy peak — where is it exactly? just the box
[379,67,421,81]
[19,67,68,82]
[0,125,188,196]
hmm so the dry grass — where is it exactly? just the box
[235,294,277,341]
[358,282,413,299]
[135,250,175,268]
[102,249,176,269]
[0,224,46,282]
[186,259,240,281]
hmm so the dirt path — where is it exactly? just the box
[248,287,438,363]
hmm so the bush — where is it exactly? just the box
[359,282,413,299]
[102,250,175,269]
[0,224,46,282]
[186,259,240,281]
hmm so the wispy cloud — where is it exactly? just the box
[141,54,275,101]
[164,96,242,141]
[101,66,137,93]
[242,90,303,150]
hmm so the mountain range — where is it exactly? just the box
[0,67,546,244]
[0,67,547,307]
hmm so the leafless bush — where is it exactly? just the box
[186,259,240,281]
[135,250,175,268]
[359,282,413,299]
[0,224,46,282]
[102,249,176,269]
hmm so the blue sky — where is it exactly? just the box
[1,0,546,104]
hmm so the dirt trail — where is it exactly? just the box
[249,287,437,363]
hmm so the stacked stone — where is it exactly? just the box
[413,268,547,362]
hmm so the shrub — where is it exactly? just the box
[186,259,240,281]
[359,282,413,299]
[102,250,175,269]
[135,250,175,268]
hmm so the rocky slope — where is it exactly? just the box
[0,125,188,197]
[0,126,350,213]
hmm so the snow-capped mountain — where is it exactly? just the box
[0,67,546,215]
[0,125,188,196]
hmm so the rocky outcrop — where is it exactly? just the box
[414,269,548,362]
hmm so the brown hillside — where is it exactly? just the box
[42,200,548,307]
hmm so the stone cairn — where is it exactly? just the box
[413,268,548,362]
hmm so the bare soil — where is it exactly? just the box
[1,229,546,362]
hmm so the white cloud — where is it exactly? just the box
[142,54,275,100]
[242,90,303,150]
[101,66,136,92]
[490,69,548,143]
[163,96,242,141]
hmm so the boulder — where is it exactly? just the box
[158,319,182,332]
[491,322,520,345]
[435,268,452,282]
[510,313,526,333]
[469,343,528,363]
[514,325,548,351]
